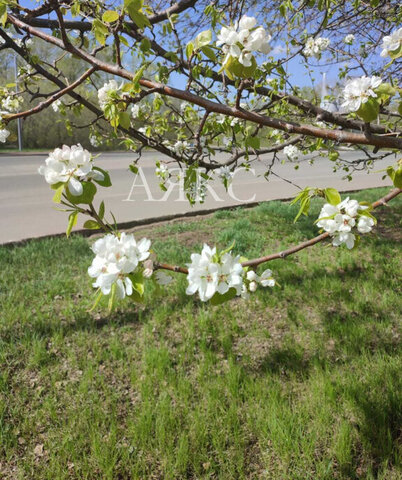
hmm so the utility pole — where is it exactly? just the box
[14,56,23,151]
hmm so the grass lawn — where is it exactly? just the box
[0,187,401,479]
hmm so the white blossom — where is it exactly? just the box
[131,104,140,118]
[173,140,189,155]
[0,129,10,143]
[341,76,382,112]
[380,27,402,58]
[52,99,62,112]
[238,15,257,31]
[344,34,355,45]
[156,163,169,180]
[316,196,373,249]
[1,95,22,113]
[332,232,355,249]
[246,270,258,282]
[216,166,233,182]
[98,79,120,109]
[186,244,244,302]
[303,37,330,58]
[249,281,258,292]
[89,135,100,147]
[217,15,271,66]
[38,144,104,196]
[283,145,299,161]
[88,233,151,298]
[357,215,374,233]
[259,269,275,287]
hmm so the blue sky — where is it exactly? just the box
[14,0,373,92]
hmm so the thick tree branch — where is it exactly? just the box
[154,187,401,275]
[4,67,96,121]
[7,15,402,150]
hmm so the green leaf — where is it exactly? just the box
[93,166,112,187]
[90,289,103,312]
[294,196,310,222]
[124,0,151,29]
[99,201,105,220]
[356,97,379,123]
[324,188,341,206]
[102,10,119,23]
[119,111,131,129]
[92,19,109,45]
[186,42,194,59]
[390,166,402,189]
[108,283,117,312]
[194,30,212,49]
[0,4,7,26]
[224,55,257,79]
[328,151,339,162]
[210,288,238,305]
[83,220,100,229]
[52,183,65,203]
[201,45,217,62]
[375,82,396,98]
[65,181,97,205]
[128,270,145,303]
[245,136,260,150]
[132,64,146,90]
[66,210,78,237]
[130,270,144,296]
[219,241,235,257]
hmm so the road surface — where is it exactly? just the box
[0,150,396,244]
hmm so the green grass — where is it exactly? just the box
[0,187,401,479]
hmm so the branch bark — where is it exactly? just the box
[154,187,402,275]
[7,14,402,150]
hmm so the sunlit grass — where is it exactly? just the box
[0,187,401,479]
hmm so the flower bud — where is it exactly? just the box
[249,281,257,292]
[246,270,258,282]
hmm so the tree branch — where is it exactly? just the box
[154,187,402,275]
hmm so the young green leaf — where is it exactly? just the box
[102,10,119,23]
[66,210,78,237]
[324,188,341,206]
[52,184,65,203]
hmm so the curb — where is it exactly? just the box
[1,186,387,248]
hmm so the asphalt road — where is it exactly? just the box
[0,150,396,244]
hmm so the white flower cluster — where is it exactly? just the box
[243,269,275,298]
[173,140,189,155]
[52,99,63,113]
[217,15,271,67]
[131,104,140,118]
[1,93,23,113]
[341,76,382,112]
[317,197,374,249]
[88,233,151,299]
[303,37,330,59]
[155,163,169,181]
[89,135,100,147]
[38,144,104,196]
[344,34,355,45]
[216,166,234,184]
[283,145,299,162]
[380,27,402,58]
[186,244,275,302]
[186,244,244,302]
[0,129,10,143]
[98,80,120,109]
